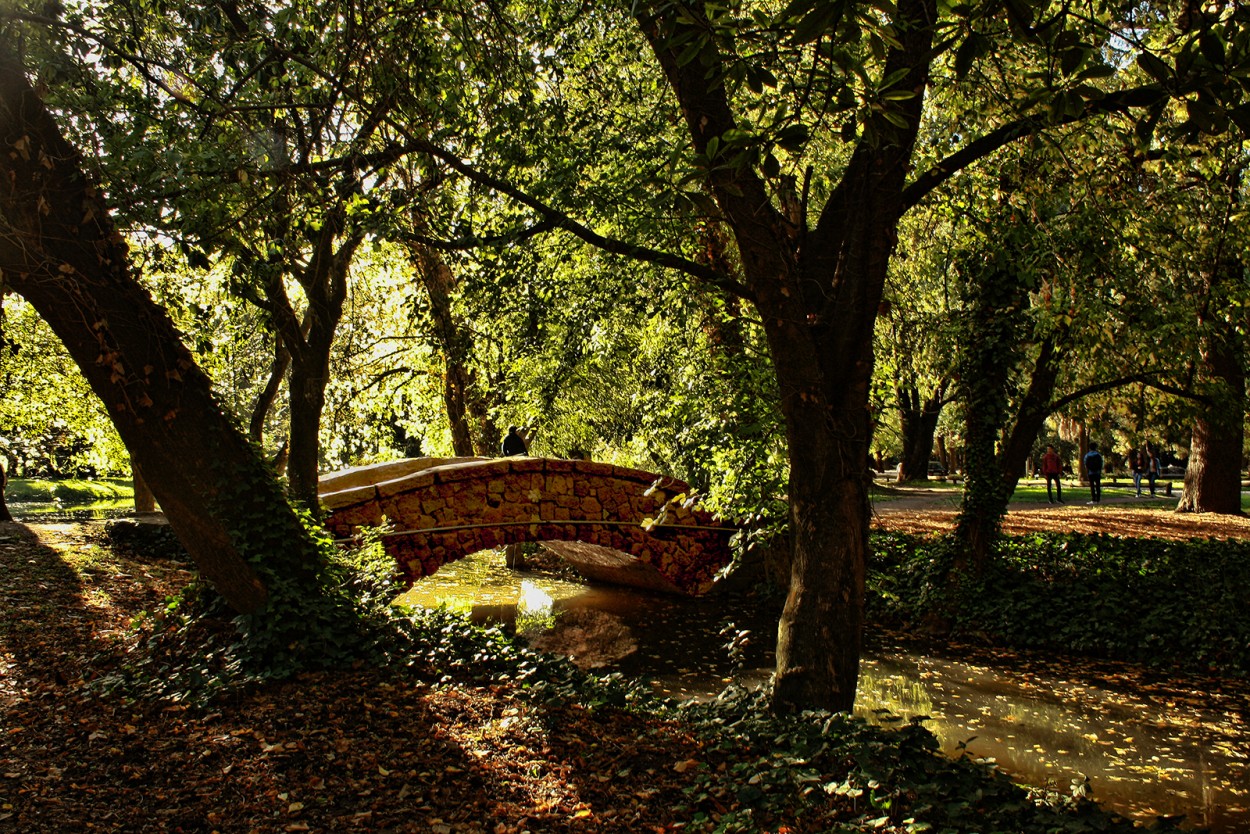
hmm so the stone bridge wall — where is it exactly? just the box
[321,457,734,595]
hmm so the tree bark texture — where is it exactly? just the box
[896,382,946,482]
[1178,168,1246,515]
[271,221,363,512]
[132,461,156,513]
[0,54,321,612]
[638,0,934,712]
[1179,327,1245,514]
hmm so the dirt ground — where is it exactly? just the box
[870,485,1250,540]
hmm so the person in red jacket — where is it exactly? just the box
[1041,444,1064,504]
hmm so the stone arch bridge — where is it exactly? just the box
[320,457,736,595]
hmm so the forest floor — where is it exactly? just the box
[1,493,1248,832]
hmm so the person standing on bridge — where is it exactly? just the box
[501,425,531,456]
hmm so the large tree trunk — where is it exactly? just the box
[896,381,946,482]
[278,226,362,511]
[0,51,322,613]
[639,0,933,713]
[1178,168,1246,515]
[132,462,156,513]
[1178,330,1245,514]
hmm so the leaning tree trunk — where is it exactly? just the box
[0,52,324,612]
[999,337,1065,484]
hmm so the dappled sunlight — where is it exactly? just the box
[856,653,1250,829]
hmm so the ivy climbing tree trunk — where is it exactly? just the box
[0,51,323,613]
[952,264,1027,575]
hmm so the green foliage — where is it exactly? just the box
[5,477,133,504]
[868,531,1250,675]
[673,686,1185,833]
[0,298,130,477]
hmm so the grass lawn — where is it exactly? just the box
[5,477,134,504]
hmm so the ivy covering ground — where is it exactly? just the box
[868,530,1250,675]
[0,519,1226,833]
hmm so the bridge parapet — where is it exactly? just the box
[321,457,734,595]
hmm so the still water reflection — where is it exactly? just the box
[399,549,1248,832]
[10,499,135,522]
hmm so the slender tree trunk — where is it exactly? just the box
[410,241,478,456]
[249,335,291,446]
[0,52,324,612]
[280,227,363,512]
[0,460,11,522]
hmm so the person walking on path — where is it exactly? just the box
[1130,448,1145,496]
[1083,443,1104,503]
[1041,445,1064,504]
[1146,446,1161,495]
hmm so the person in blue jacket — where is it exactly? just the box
[1083,443,1104,503]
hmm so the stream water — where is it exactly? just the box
[9,499,135,522]
[397,548,1250,832]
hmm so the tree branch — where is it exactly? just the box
[1048,372,1211,413]
[392,134,755,300]
[902,85,1167,210]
